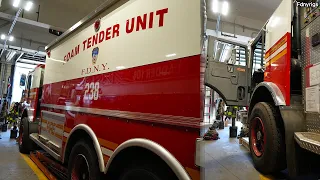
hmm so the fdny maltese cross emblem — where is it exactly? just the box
[92,47,99,65]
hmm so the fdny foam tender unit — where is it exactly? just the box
[18,0,207,179]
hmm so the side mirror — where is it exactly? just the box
[20,74,26,87]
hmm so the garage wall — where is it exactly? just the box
[207,16,265,39]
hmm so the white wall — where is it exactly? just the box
[11,63,36,103]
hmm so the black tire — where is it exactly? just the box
[19,117,37,154]
[108,150,178,180]
[249,102,286,174]
[68,140,101,180]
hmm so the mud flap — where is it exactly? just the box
[279,106,306,178]
[29,121,39,134]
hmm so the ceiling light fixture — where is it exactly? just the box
[0,34,5,40]
[221,1,229,16]
[24,1,33,11]
[13,0,21,7]
[212,0,219,13]
[9,36,14,41]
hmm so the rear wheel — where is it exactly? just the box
[249,102,286,174]
[68,140,101,180]
[107,148,178,180]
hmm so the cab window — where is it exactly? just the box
[213,40,246,66]
[251,40,266,74]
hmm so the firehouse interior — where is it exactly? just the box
[0,0,319,179]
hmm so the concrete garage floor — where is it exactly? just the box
[200,120,320,180]
[199,121,289,180]
[200,121,263,180]
[0,129,39,180]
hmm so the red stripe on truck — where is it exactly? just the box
[42,55,202,121]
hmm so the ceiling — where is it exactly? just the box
[0,0,105,66]
[206,0,282,22]
[0,0,105,29]
[206,0,282,32]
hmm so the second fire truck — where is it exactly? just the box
[205,0,320,178]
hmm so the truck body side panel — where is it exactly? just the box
[41,0,202,176]
[264,0,292,105]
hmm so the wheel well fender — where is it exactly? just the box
[62,124,105,173]
[249,82,286,113]
[105,138,190,180]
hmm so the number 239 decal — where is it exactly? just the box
[84,82,99,100]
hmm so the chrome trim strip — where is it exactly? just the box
[101,147,113,157]
[41,104,201,128]
[62,124,105,172]
[42,110,65,118]
[252,82,286,106]
[42,110,66,122]
[30,133,61,161]
[63,132,69,138]
[104,138,191,180]
[195,138,203,167]
[45,0,120,50]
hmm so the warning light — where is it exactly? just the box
[49,29,63,36]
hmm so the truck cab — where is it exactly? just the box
[18,64,45,153]
[20,64,45,122]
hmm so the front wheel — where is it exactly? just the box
[249,102,286,174]
[68,140,101,180]
[19,117,37,154]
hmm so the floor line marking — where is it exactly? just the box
[260,174,273,180]
[21,154,48,180]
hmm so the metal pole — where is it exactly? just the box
[216,13,221,34]
[36,5,40,22]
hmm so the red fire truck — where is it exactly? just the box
[205,0,320,178]
[18,0,206,179]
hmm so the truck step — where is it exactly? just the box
[30,150,67,180]
[30,133,61,161]
[294,132,320,155]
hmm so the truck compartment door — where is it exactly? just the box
[39,111,66,155]
[205,36,249,106]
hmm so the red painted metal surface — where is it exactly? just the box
[264,33,291,105]
[28,87,39,121]
[41,55,202,169]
